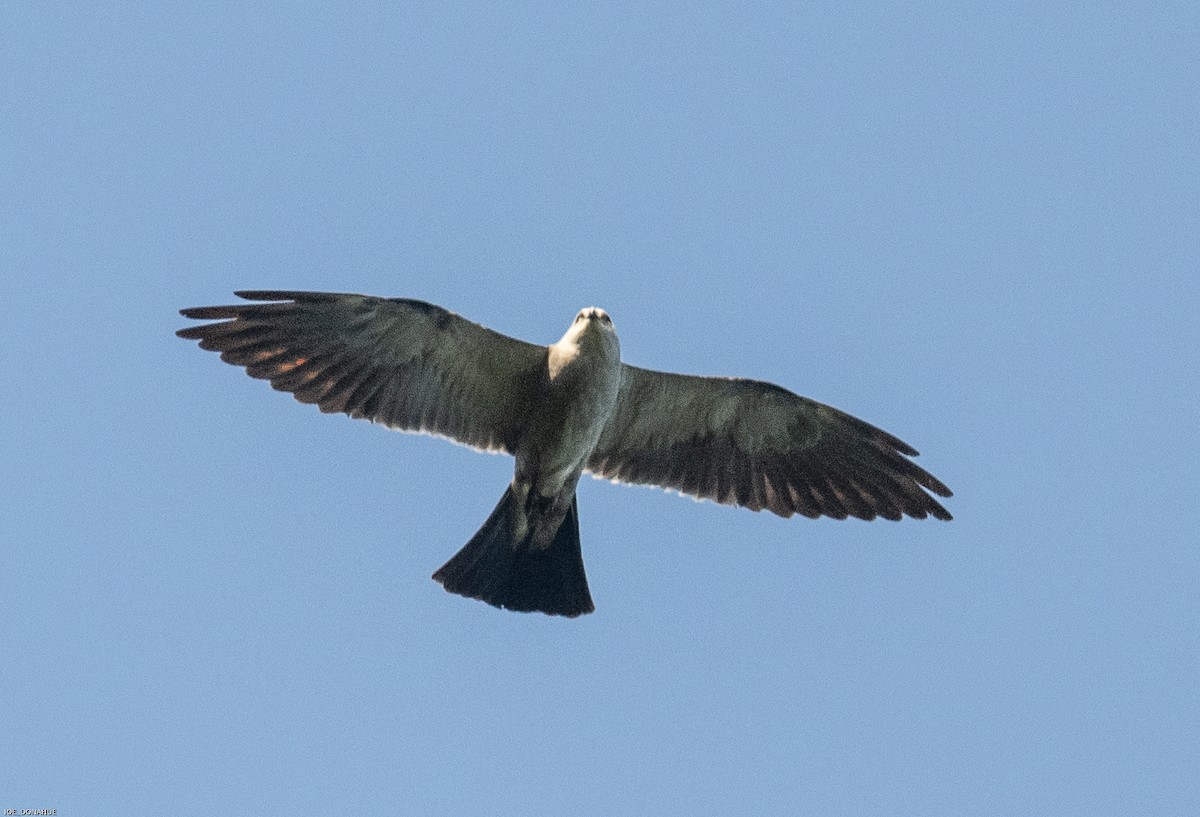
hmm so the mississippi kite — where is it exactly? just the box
[178,291,952,617]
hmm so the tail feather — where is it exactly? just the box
[432,487,594,617]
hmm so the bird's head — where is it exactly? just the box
[573,307,613,330]
[560,307,619,357]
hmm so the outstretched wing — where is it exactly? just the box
[586,365,952,521]
[177,291,546,455]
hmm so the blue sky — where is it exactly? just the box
[3,2,1197,814]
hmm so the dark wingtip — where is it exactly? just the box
[235,290,342,302]
[179,305,240,320]
[924,475,954,498]
[915,471,952,518]
[234,290,291,301]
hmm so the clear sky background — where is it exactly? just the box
[3,2,1197,814]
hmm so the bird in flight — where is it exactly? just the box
[178,291,952,618]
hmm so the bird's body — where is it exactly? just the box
[515,308,622,543]
[178,291,952,617]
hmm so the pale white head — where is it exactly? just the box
[573,307,613,330]
[559,306,619,356]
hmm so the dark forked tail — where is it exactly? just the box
[432,487,594,617]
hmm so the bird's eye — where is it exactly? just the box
[601,314,611,324]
